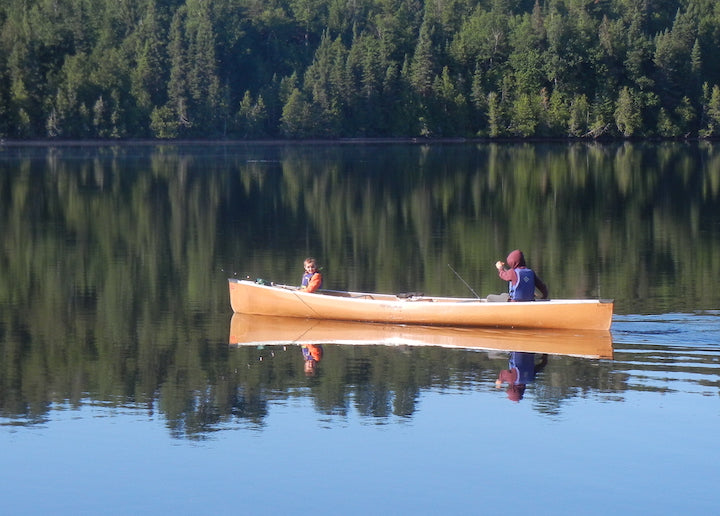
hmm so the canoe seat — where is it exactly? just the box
[486,293,510,302]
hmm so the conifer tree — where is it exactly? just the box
[281,88,312,137]
[410,18,436,98]
[674,96,696,136]
[614,86,642,137]
[568,94,590,137]
[511,93,538,137]
[487,91,503,137]
[166,7,190,135]
[700,84,720,137]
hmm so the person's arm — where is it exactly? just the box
[304,272,322,293]
[534,354,549,374]
[307,344,323,361]
[495,262,516,283]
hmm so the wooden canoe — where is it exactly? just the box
[228,279,614,331]
[229,313,614,359]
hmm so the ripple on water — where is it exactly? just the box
[612,311,720,347]
[609,311,720,396]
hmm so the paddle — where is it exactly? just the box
[447,264,481,299]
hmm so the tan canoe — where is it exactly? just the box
[229,313,614,359]
[228,279,614,331]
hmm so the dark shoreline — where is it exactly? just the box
[1,136,715,147]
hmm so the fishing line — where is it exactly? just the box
[447,264,481,299]
[289,318,322,344]
[291,289,322,317]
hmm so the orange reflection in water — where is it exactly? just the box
[229,313,614,359]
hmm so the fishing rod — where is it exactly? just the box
[447,264,481,299]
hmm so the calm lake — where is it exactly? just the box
[1,141,718,515]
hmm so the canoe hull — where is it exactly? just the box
[228,279,614,331]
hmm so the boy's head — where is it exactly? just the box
[506,250,526,268]
[304,258,318,272]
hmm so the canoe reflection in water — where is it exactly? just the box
[302,344,323,376]
[495,352,548,402]
[229,314,614,359]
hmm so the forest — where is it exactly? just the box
[1,0,720,140]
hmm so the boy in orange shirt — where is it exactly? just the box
[300,257,323,293]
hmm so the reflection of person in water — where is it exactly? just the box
[301,344,323,376]
[495,352,548,401]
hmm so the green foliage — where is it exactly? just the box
[511,93,538,137]
[486,91,503,137]
[568,93,589,137]
[280,87,313,137]
[236,90,268,137]
[150,104,179,138]
[657,107,677,137]
[614,86,642,137]
[2,0,720,139]
[700,84,720,137]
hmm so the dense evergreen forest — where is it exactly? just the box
[1,0,720,139]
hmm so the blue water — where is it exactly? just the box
[1,142,718,515]
[2,312,718,515]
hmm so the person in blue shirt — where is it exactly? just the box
[495,249,548,301]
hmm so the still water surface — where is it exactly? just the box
[0,142,718,514]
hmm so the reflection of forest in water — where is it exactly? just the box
[0,142,718,435]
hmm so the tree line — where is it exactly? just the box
[2,0,720,140]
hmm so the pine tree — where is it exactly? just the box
[410,18,435,97]
[674,96,695,136]
[166,7,190,134]
[656,107,677,137]
[131,1,167,114]
[511,93,538,137]
[546,88,569,135]
[614,86,642,137]
[701,84,720,137]
[281,88,312,137]
[487,91,503,137]
[568,94,589,137]
[186,1,221,134]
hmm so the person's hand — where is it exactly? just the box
[495,261,504,270]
